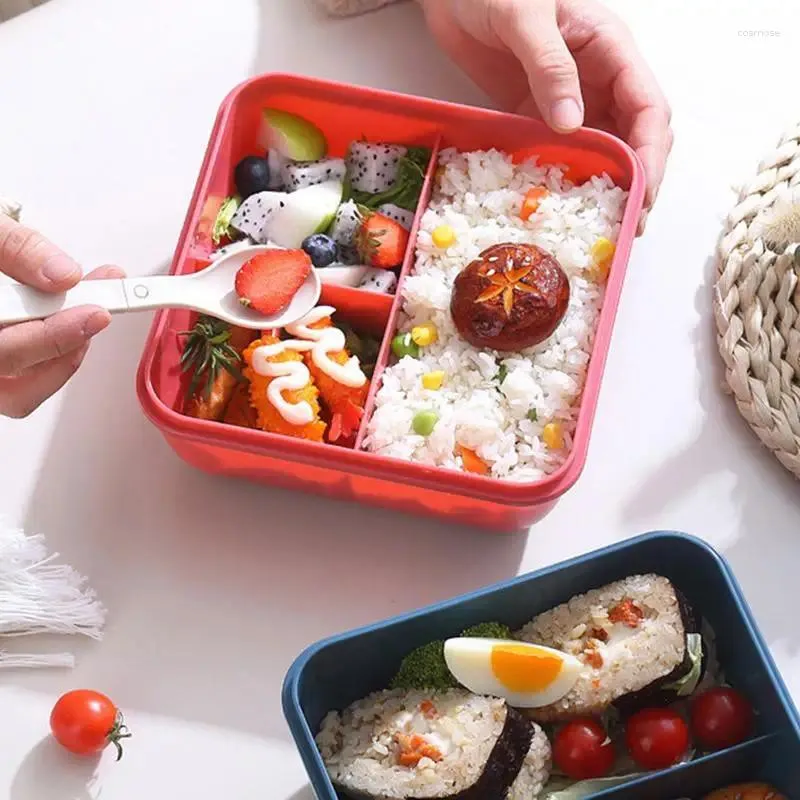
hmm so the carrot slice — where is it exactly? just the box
[457,445,490,476]
[519,187,549,221]
[420,700,437,718]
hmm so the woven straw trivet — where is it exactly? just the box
[714,122,800,478]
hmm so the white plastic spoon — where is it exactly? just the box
[0,245,370,331]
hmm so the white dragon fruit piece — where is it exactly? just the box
[346,141,407,194]
[358,267,398,294]
[282,158,347,192]
[230,191,286,242]
[329,199,363,263]
[377,203,414,230]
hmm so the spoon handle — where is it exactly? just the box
[0,275,192,325]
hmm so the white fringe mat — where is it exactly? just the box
[0,523,106,668]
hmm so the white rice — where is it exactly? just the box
[516,575,686,721]
[316,688,550,799]
[362,148,628,481]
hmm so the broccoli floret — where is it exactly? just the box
[388,621,515,691]
[389,640,457,691]
[461,621,514,640]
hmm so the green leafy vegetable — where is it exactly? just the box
[663,633,704,697]
[542,774,646,799]
[345,147,431,212]
[341,323,380,379]
[527,408,538,422]
[212,196,241,246]
[496,363,508,386]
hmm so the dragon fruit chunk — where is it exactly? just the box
[377,203,414,230]
[346,142,407,194]
[230,191,287,243]
[282,158,346,192]
[329,200,363,263]
[358,267,398,294]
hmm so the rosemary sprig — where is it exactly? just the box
[179,315,244,401]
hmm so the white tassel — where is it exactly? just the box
[0,523,106,666]
[0,652,75,669]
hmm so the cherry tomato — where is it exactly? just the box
[691,687,754,750]
[50,690,131,761]
[552,718,616,780]
[625,708,689,770]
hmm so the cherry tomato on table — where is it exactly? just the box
[625,708,689,770]
[50,690,131,761]
[691,687,754,750]
[552,718,616,780]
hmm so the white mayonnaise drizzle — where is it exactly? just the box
[251,340,315,425]
[250,306,367,426]
[285,306,367,389]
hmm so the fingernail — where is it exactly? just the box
[83,310,111,337]
[41,254,81,286]
[550,99,583,132]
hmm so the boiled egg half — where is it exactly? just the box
[443,638,582,708]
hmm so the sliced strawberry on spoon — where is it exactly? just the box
[234,249,312,316]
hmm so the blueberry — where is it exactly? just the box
[302,234,338,268]
[234,156,270,199]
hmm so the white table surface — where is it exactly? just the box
[1,0,799,797]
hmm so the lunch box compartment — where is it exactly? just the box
[153,282,393,449]
[281,532,800,799]
[586,733,797,798]
[136,73,646,531]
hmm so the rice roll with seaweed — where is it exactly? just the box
[515,574,704,722]
[315,688,551,799]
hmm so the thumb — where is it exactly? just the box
[0,214,82,293]
[493,1,584,133]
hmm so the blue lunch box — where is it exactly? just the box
[282,531,800,798]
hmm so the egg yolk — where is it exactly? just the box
[490,644,563,692]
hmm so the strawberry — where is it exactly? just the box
[234,250,312,316]
[356,212,409,269]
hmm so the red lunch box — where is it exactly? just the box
[135,73,646,533]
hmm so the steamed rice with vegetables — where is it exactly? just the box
[363,148,627,480]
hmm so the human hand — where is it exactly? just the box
[0,214,124,418]
[417,0,672,232]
